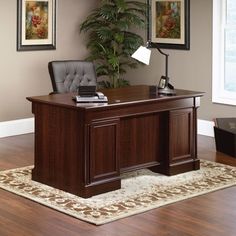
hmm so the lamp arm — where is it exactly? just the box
[146,41,169,79]
[156,48,169,79]
[156,47,168,57]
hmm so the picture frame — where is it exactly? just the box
[17,0,56,51]
[158,76,167,89]
[147,0,190,50]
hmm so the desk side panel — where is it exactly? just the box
[32,102,85,194]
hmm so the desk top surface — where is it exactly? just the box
[27,85,204,110]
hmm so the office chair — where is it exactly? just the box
[48,60,97,93]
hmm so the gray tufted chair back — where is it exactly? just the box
[48,60,97,93]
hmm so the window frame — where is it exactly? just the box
[212,0,236,106]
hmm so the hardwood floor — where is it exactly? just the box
[0,134,236,236]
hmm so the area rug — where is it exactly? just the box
[0,160,236,225]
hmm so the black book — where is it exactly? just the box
[78,85,96,97]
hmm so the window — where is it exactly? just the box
[213,0,236,105]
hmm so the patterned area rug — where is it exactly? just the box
[0,160,236,225]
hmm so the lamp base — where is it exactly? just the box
[158,84,176,95]
[149,84,176,96]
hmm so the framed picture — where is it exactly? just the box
[147,0,190,50]
[158,76,167,89]
[17,0,56,51]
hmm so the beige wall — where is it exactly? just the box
[126,0,236,120]
[2,0,236,123]
[0,0,97,122]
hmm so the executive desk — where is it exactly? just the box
[27,85,204,198]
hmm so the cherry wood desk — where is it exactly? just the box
[27,85,204,198]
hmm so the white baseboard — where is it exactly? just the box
[197,119,215,137]
[0,118,215,138]
[0,118,34,138]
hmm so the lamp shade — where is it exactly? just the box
[131,46,151,65]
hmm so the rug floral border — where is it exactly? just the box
[0,160,236,225]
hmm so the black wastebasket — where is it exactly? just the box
[214,118,236,157]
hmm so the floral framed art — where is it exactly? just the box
[147,0,190,50]
[17,0,56,51]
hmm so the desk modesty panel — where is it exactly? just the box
[27,85,204,198]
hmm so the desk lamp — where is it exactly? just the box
[131,41,176,95]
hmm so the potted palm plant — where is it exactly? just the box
[80,0,147,88]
